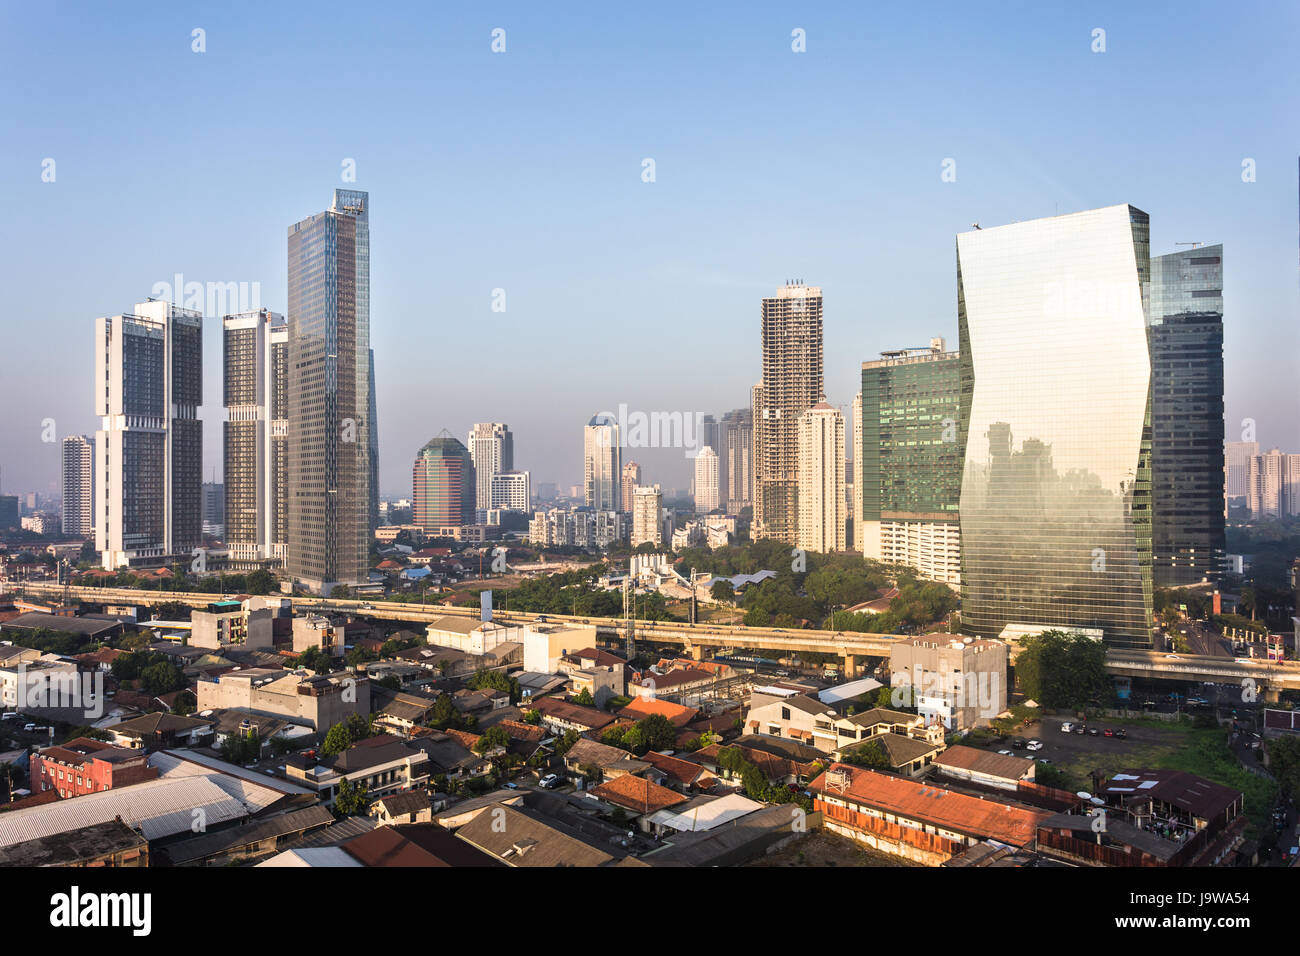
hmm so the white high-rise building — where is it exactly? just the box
[584,415,621,512]
[631,484,663,548]
[61,435,95,538]
[95,300,203,570]
[796,403,845,553]
[223,309,288,566]
[1245,449,1300,518]
[468,423,514,513]
[490,470,531,511]
[693,446,719,514]
[1225,440,1259,509]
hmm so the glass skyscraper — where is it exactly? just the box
[860,339,962,583]
[287,189,371,592]
[413,433,475,529]
[1148,245,1225,585]
[957,205,1153,648]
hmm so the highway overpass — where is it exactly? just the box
[13,582,1300,693]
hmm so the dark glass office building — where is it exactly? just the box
[1148,245,1225,585]
[287,189,371,592]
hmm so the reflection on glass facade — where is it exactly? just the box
[957,205,1153,648]
[1149,246,1225,585]
[413,433,475,528]
[287,189,371,591]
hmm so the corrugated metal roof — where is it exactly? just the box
[149,749,313,798]
[0,776,250,847]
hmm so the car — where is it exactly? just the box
[1012,738,1027,749]
[503,781,520,790]
[1036,757,1052,764]
[1089,727,1100,736]
[0,712,18,721]
[22,723,35,732]
[1060,722,1073,733]
[1103,729,1114,737]
[997,750,1013,756]
[1075,725,1086,735]
[1115,728,1128,739]
[1166,654,1180,659]
[1027,741,1043,752]
[538,773,562,790]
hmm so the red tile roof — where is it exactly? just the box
[590,774,688,815]
[810,763,1050,847]
[617,697,698,728]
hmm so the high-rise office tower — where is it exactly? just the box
[223,308,288,567]
[1245,448,1300,517]
[368,348,380,534]
[719,407,753,512]
[490,470,531,511]
[584,414,621,512]
[1149,245,1225,585]
[631,484,663,548]
[795,402,845,553]
[1225,441,1259,507]
[851,393,863,553]
[693,446,720,513]
[61,435,95,538]
[468,423,514,513]
[413,433,475,530]
[754,283,823,544]
[957,205,1153,648]
[286,189,371,593]
[860,339,962,584]
[621,461,641,514]
[95,300,203,570]
[202,482,225,537]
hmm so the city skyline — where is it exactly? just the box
[4,5,1299,500]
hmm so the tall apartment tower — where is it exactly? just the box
[720,407,753,512]
[61,435,95,538]
[754,283,823,544]
[631,484,663,548]
[368,348,380,533]
[694,446,720,513]
[1149,245,1225,585]
[468,423,514,513]
[795,402,846,553]
[584,414,621,512]
[223,308,288,567]
[286,189,371,593]
[95,300,203,570]
[851,393,863,553]
[413,433,475,530]
[860,340,962,584]
[957,205,1153,648]
[621,461,642,513]
[1225,440,1259,508]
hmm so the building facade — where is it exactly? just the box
[223,309,288,567]
[489,470,530,511]
[413,434,475,530]
[61,435,95,538]
[720,407,753,511]
[859,339,962,584]
[621,461,641,514]
[796,402,845,553]
[754,283,823,544]
[286,189,372,593]
[95,300,203,569]
[957,205,1154,648]
[1224,441,1258,507]
[631,484,664,548]
[467,423,513,513]
[693,446,719,514]
[584,414,621,512]
[1149,246,1225,585]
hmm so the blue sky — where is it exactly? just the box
[2,1,1298,498]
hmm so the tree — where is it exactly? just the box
[572,687,595,707]
[841,739,890,769]
[140,661,184,696]
[636,713,677,752]
[710,580,735,603]
[322,722,354,757]
[245,569,277,595]
[334,776,369,816]
[1014,630,1108,709]
[473,726,511,754]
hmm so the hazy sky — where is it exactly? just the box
[2,1,1298,500]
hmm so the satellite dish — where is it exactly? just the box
[1076,791,1092,800]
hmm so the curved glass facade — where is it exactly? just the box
[957,205,1153,648]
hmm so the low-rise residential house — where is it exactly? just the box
[834,732,944,777]
[618,697,698,729]
[106,712,215,751]
[588,774,689,826]
[453,801,617,867]
[562,738,639,781]
[932,745,1036,791]
[693,735,826,788]
[532,697,616,737]
[370,789,435,825]
[746,692,837,747]
[29,737,160,798]
[557,647,626,707]
[640,750,719,793]
[631,663,717,704]
[372,689,438,737]
[889,635,1008,730]
[643,791,764,837]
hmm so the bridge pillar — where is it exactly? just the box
[842,654,859,679]
[1262,685,1281,704]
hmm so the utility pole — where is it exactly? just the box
[623,573,636,661]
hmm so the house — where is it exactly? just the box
[532,696,616,736]
[587,774,688,825]
[29,737,159,798]
[618,697,697,729]
[746,692,836,746]
[932,745,1036,791]
[106,712,215,751]
[371,688,438,737]
[631,664,717,704]
[453,801,617,867]
[639,750,718,792]
[371,789,435,825]
[889,635,1008,730]
[810,762,1052,866]
[692,735,826,788]
[557,647,626,708]
[159,805,337,866]
[0,819,149,868]
[835,732,945,778]
[643,791,764,836]
[562,738,640,780]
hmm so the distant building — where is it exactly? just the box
[413,433,475,530]
[796,402,845,553]
[468,423,514,513]
[889,635,1007,731]
[1224,440,1258,508]
[621,462,641,513]
[61,435,95,538]
[720,407,754,511]
[584,415,621,512]
[693,446,719,514]
[631,484,664,548]
[489,470,530,511]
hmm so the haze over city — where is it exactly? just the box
[2,1,1299,497]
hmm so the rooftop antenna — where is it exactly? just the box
[1175,242,1205,249]
[971,222,981,230]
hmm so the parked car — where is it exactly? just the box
[1089,727,1100,736]
[538,773,562,790]
[1074,725,1086,735]
[997,750,1014,756]
[1103,728,1114,738]
[1012,738,1027,749]
[1060,722,1073,733]
[1115,728,1127,739]
[1027,740,1042,751]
